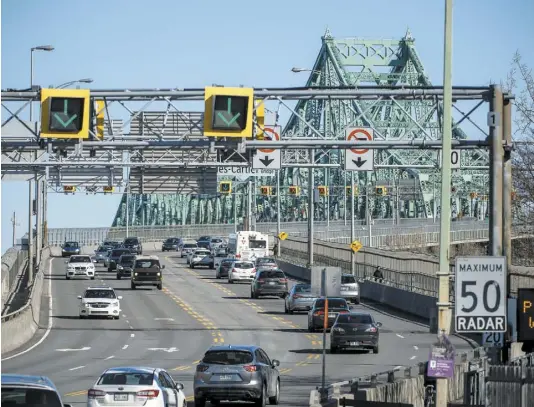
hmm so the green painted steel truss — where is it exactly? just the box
[111,30,490,228]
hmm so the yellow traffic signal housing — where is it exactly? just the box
[318,186,328,196]
[375,186,386,196]
[40,88,90,139]
[204,87,254,138]
[255,100,265,139]
[346,186,359,196]
[260,186,272,196]
[219,181,232,194]
[103,186,115,194]
[63,185,76,194]
[288,186,300,196]
[93,100,105,140]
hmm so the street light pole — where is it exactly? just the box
[29,45,54,122]
[55,78,93,89]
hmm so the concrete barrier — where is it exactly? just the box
[1,248,28,309]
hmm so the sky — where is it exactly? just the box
[1,0,533,254]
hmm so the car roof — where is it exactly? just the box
[1,374,57,390]
[346,311,373,317]
[206,345,259,353]
[315,297,346,301]
[86,286,114,290]
[103,367,157,374]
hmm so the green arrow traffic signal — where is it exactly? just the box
[212,95,248,130]
[49,97,84,132]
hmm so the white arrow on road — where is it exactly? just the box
[56,347,91,352]
[148,347,179,353]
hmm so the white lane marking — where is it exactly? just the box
[410,355,417,360]
[2,259,54,361]
[396,334,405,339]
[122,314,127,318]
[56,347,91,352]
[129,325,134,330]
[69,366,85,371]
[155,318,174,321]
[148,347,179,353]
[122,345,129,350]
[130,333,135,338]
[413,346,419,350]
[105,355,115,360]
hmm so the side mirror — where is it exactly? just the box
[272,359,280,367]
[161,265,166,269]
[175,382,184,390]
[77,295,82,299]
[375,322,383,328]
[117,296,123,300]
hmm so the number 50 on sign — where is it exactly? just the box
[454,256,507,333]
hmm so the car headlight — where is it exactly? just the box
[85,303,91,308]
[118,265,123,270]
[134,272,138,276]
[111,301,119,306]
[157,272,161,276]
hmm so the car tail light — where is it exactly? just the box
[293,294,302,299]
[314,310,324,316]
[236,254,241,258]
[243,365,257,372]
[252,268,256,273]
[196,365,209,372]
[339,310,349,314]
[136,389,159,398]
[88,389,106,398]
[365,327,377,333]
[279,278,287,283]
[258,279,265,283]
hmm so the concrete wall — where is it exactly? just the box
[1,248,26,309]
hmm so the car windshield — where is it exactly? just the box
[295,284,311,293]
[257,258,276,264]
[259,270,285,278]
[211,239,223,243]
[342,275,356,284]
[103,241,114,246]
[337,314,373,324]
[234,262,254,269]
[314,299,347,309]
[64,242,78,248]
[84,289,116,299]
[202,350,254,365]
[69,256,91,263]
[120,255,135,262]
[98,372,154,385]
[197,241,210,248]
[249,239,266,249]
[184,243,197,248]
[112,249,130,256]
[135,260,160,268]
[199,236,210,241]
[97,246,109,252]
[1,387,62,407]
[124,238,138,244]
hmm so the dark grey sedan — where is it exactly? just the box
[330,312,382,354]
[215,258,237,279]
[251,268,289,299]
[194,345,280,406]
[307,297,350,332]
[285,283,317,313]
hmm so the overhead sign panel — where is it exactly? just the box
[40,88,90,139]
[344,127,374,171]
[203,87,254,138]
[455,256,507,333]
[217,167,275,178]
[253,126,281,170]
[311,267,342,297]
[517,288,534,342]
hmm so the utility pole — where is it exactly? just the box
[435,0,453,406]
[308,149,315,267]
[350,171,356,274]
[276,170,281,256]
[247,180,253,230]
[28,179,34,286]
[11,212,20,247]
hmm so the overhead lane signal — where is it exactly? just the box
[375,186,386,196]
[318,186,328,196]
[63,185,76,194]
[346,186,359,196]
[260,186,272,196]
[204,87,254,138]
[40,88,90,139]
[288,186,300,196]
[219,181,232,194]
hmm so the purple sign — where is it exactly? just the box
[427,334,455,378]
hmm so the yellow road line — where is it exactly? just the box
[64,390,87,397]
[185,395,195,401]
[172,365,191,371]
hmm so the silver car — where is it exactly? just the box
[285,283,317,313]
[94,245,112,263]
[340,274,361,304]
[190,249,215,269]
[194,345,280,406]
[180,242,198,258]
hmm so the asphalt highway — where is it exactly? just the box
[2,250,475,406]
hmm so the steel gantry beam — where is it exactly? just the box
[1,30,496,227]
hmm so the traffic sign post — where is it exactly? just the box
[344,127,374,171]
[350,240,362,253]
[482,332,504,347]
[455,256,507,333]
[252,126,281,170]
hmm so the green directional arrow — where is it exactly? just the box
[53,99,78,128]
[216,97,241,127]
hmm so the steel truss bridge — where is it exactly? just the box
[1,30,496,228]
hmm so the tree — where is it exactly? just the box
[505,51,534,225]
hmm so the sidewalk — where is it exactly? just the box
[1,260,30,316]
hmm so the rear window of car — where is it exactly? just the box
[314,299,348,308]
[64,242,79,248]
[184,243,197,248]
[221,260,236,267]
[259,270,285,279]
[70,256,91,263]
[166,238,178,243]
[257,258,276,264]
[98,372,154,385]
[295,284,311,293]
[234,262,254,269]
[337,314,373,324]
[1,387,62,407]
[124,238,138,244]
[211,238,223,243]
[120,255,135,262]
[202,350,254,365]
[342,275,356,284]
[194,251,211,255]
[112,249,130,256]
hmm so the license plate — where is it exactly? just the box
[328,313,335,317]
[114,394,128,401]
[218,374,233,381]
[350,342,360,346]
[269,281,275,285]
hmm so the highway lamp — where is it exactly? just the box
[55,78,93,89]
[30,45,55,121]
[291,67,321,74]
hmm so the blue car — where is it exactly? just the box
[61,241,81,257]
[1,374,71,407]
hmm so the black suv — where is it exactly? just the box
[251,268,289,299]
[122,237,142,254]
[131,256,165,290]
[116,254,136,279]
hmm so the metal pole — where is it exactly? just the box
[436,1,453,406]
[42,180,48,247]
[350,171,356,275]
[126,188,130,237]
[320,268,327,402]
[325,168,330,239]
[29,50,34,121]
[12,212,17,247]
[489,84,504,256]
[247,180,252,230]
[28,179,34,287]
[367,189,373,248]
[35,176,41,266]
[343,173,347,226]
[502,95,512,362]
[308,149,315,267]
[276,170,281,256]
[233,192,237,233]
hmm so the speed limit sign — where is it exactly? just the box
[455,256,507,333]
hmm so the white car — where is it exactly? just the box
[180,242,198,259]
[66,255,96,280]
[228,260,256,283]
[189,249,214,269]
[88,366,186,407]
[78,286,122,319]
